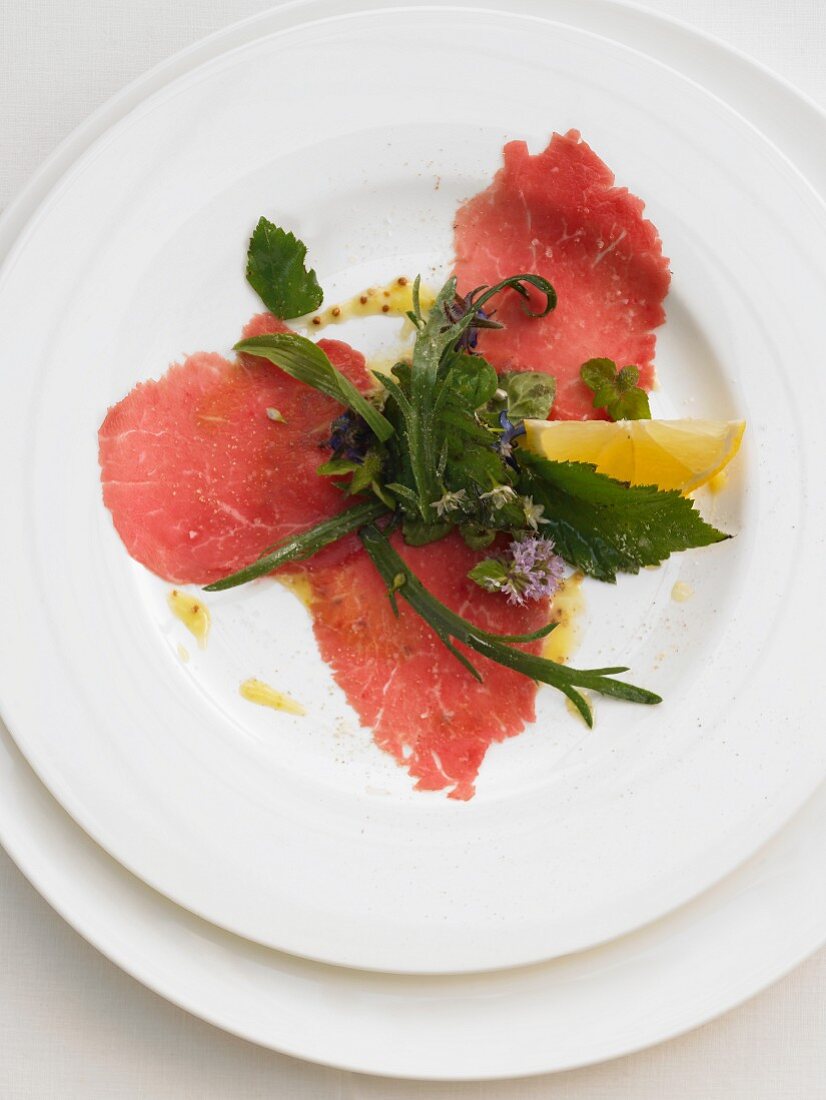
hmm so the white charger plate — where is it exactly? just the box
[1,0,825,976]
[2,0,826,1079]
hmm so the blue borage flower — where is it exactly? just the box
[327,409,373,463]
[494,410,526,466]
[443,292,501,352]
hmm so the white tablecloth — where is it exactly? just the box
[2,1,825,1095]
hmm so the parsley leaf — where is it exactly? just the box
[518,452,728,582]
[246,217,323,319]
[580,358,651,420]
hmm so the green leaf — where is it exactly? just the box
[504,371,557,420]
[317,457,359,477]
[204,499,388,591]
[517,452,729,582]
[460,524,496,550]
[440,354,498,411]
[467,558,509,592]
[246,217,323,319]
[470,273,557,319]
[359,524,661,725]
[349,450,383,495]
[234,333,394,443]
[580,358,651,421]
[401,519,452,546]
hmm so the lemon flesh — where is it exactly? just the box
[523,418,745,494]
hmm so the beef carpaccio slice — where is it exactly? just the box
[99,314,370,584]
[454,129,671,420]
[307,533,549,800]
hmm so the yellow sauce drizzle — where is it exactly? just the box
[176,643,190,663]
[277,573,314,609]
[306,278,437,330]
[671,580,694,603]
[239,678,306,716]
[168,589,210,648]
[542,573,585,664]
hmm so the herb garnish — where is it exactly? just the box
[580,357,652,420]
[246,217,323,319]
[208,221,733,722]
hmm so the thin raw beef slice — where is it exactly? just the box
[454,129,670,420]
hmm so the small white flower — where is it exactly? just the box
[432,488,468,518]
[480,484,518,508]
[521,496,550,531]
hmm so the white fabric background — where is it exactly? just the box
[1,1,825,1095]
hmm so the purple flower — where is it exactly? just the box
[443,292,501,352]
[327,410,372,462]
[494,410,526,467]
[505,536,565,603]
[471,535,566,606]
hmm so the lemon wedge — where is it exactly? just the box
[523,418,745,494]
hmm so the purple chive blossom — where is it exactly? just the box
[474,536,565,606]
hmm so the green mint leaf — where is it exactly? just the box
[246,217,323,319]
[204,499,388,591]
[517,452,728,582]
[467,558,509,592]
[441,354,498,411]
[234,333,393,443]
[504,371,557,420]
[580,358,651,421]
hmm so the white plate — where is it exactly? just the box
[1,0,825,975]
[3,681,826,1082]
[2,0,826,1079]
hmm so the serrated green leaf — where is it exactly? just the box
[517,452,728,582]
[580,357,651,420]
[246,217,323,319]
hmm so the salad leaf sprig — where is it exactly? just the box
[210,220,735,720]
[359,524,661,727]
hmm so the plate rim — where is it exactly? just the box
[1,0,826,1079]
